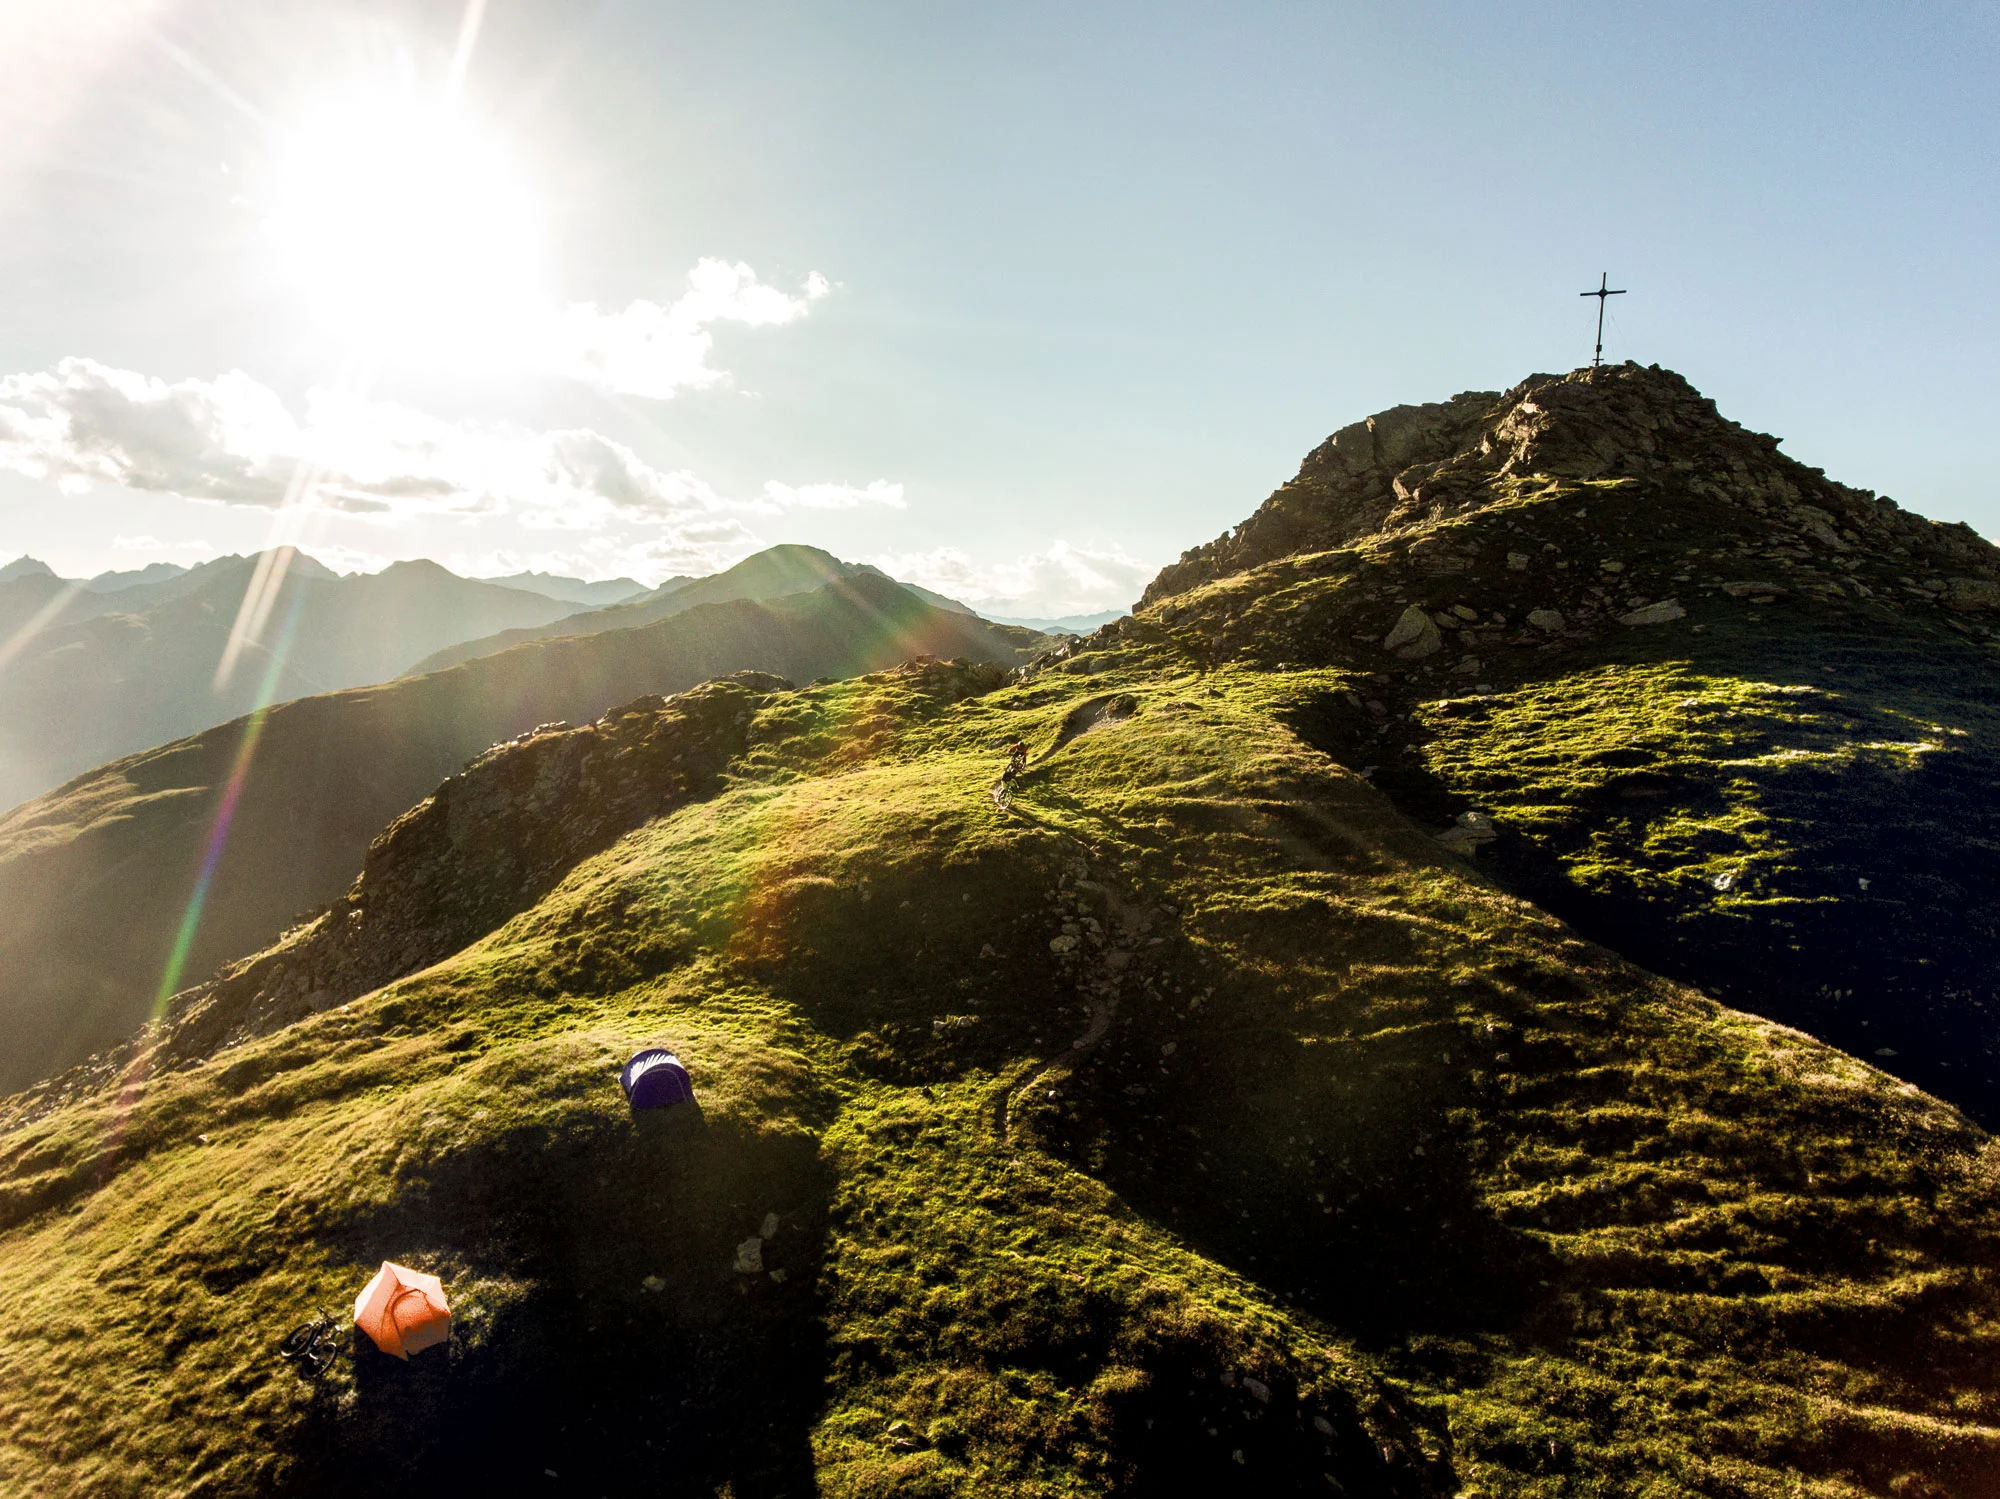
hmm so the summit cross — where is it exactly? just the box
[1580,272,1626,368]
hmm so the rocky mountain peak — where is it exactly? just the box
[1142,363,1998,608]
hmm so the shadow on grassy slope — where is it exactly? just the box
[287,1106,833,1497]
[1283,618,2000,1127]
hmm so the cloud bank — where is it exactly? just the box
[0,356,897,574]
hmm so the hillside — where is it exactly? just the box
[1140,362,2000,1127]
[0,553,582,809]
[0,573,1044,1095]
[3,366,1998,1497]
[407,544,975,675]
[3,649,1997,1496]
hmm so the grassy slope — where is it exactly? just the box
[1137,365,2000,1127]
[4,644,1997,1497]
[0,575,1043,1094]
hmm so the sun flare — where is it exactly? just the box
[266,87,545,365]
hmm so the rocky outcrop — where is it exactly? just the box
[1140,364,2000,610]
[1142,389,1500,603]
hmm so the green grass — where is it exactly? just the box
[4,651,1999,1496]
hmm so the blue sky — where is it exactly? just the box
[0,0,1993,614]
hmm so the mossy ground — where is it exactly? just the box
[4,645,1999,1497]
[1140,459,2000,1127]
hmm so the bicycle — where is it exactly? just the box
[278,1310,343,1380]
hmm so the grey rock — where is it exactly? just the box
[1383,605,1442,660]
[1947,577,2000,610]
[733,1237,765,1274]
[1619,600,1686,626]
[1527,608,1566,632]
[1437,810,1498,854]
[1721,581,1787,598]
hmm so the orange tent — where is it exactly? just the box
[353,1261,452,1360]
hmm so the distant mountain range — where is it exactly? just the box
[0,553,584,809]
[981,608,1129,635]
[486,570,651,608]
[0,569,1046,1093]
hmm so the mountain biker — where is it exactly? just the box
[991,740,1029,807]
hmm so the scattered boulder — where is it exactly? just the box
[1437,810,1497,854]
[1383,605,1443,660]
[733,1237,764,1274]
[1527,609,1566,633]
[1619,601,1685,626]
[1722,581,1788,599]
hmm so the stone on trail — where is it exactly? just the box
[1527,608,1565,632]
[760,1212,780,1239]
[1619,600,1686,626]
[733,1237,764,1274]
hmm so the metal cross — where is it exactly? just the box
[1580,272,1626,368]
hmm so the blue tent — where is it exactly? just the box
[619,1049,695,1110]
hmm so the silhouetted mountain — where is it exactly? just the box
[0,555,55,584]
[983,608,1130,634]
[487,570,651,608]
[0,552,580,809]
[83,561,190,593]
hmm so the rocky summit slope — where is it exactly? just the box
[2,367,1998,1499]
[0,573,1042,1095]
[1144,363,2000,1125]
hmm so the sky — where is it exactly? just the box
[0,0,1994,618]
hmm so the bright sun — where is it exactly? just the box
[267,88,545,365]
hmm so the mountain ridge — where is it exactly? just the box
[405,544,978,676]
[1119,361,2000,1122]
[0,570,1045,1094]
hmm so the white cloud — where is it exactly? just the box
[0,356,897,584]
[0,360,301,506]
[873,541,1154,619]
[551,259,830,400]
[112,533,213,552]
[754,479,904,512]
